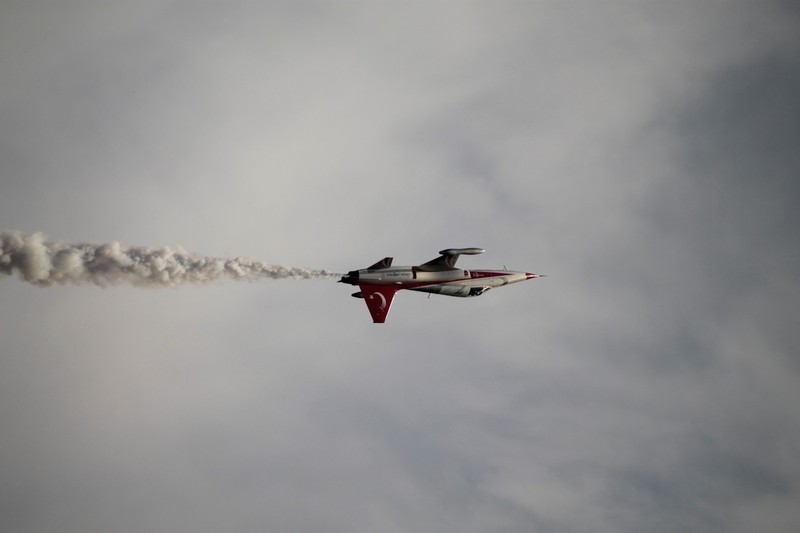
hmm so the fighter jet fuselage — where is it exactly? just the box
[340,248,541,323]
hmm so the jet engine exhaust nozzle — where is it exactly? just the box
[339,271,359,285]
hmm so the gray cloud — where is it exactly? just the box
[1,2,799,533]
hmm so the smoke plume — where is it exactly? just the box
[1,231,337,287]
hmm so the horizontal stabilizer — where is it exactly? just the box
[367,257,393,270]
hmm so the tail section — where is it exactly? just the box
[359,284,399,323]
[367,257,393,270]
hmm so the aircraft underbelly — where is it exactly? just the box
[410,278,501,297]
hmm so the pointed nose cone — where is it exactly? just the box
[526,273,541,280]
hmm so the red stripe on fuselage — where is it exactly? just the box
[469,270,513,279]
[355,271,516,290]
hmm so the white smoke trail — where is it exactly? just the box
[0,231,338,287]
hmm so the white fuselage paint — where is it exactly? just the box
[354,267,532,298]
[340,250,541,321]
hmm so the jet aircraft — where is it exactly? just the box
[339,248,542,323]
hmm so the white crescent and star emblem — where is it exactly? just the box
[369,292,387,310]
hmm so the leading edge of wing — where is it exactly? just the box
[358,284,400,323]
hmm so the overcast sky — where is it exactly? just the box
[2,2,799,532]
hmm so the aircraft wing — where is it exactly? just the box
[359,284,400,323]
[417,247,485,271]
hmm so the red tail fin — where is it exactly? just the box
[359,284,399,323]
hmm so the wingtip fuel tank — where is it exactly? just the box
[439,248,485,256]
